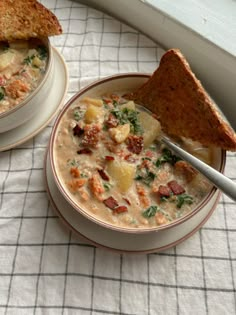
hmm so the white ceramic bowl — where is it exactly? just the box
[0,37,54,133]
[48,73,226,234]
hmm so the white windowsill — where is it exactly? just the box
[78,0,236,129]
[147,0,236,57]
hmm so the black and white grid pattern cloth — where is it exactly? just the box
[0,1,235,314]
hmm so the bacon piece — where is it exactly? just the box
[103,196,119,210]
[124,153,137,163]
[158,185,171,197]
[97,169,109,181]
[126,135,144,154]
[168,180,185,195]
[123,197,131,205]
[77,148,92,155]
[73,124,84,136]
[105,113,118,128]
[105,155,114,161]
[81,124,101,147]
[114,205,128,214]
[103,97,112,104]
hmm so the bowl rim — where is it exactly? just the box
[0,37,52,118]
[49,73,226,234]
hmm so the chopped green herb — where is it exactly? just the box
[149,144,157,151]
[176,194,193,208]
[110,107,143,135]
[135,167,156,186]
[112,99,118,106]
[103,101,110,109]
[2,45,9,51]
[142,157,152,161]
[67,158,79,167]
[155,148,181,167]
[80,173,88,178]
[142,205,159,218]
[103,182,112,191]
[175,210,183,219]
[23,55,35,65]
[103,124,108,131]
[73,107,84,121]
[37,45,47,60]
[160,196,169,202]
[143,204,173,221]
[0,88,5,101]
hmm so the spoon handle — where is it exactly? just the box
[162,137,236,202]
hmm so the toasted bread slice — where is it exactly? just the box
[125,49,236,151]
[0,0,62,41]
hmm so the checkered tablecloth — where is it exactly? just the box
[0,1,235,314]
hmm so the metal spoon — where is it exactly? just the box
[162,136,236,202]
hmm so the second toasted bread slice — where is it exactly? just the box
[0,0,62,41]
[125,49,236,151]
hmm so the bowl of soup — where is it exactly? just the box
[48,74,225,234]
[0,37,53,133]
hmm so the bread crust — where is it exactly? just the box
[0,0,62,41]
[125,49,236,151]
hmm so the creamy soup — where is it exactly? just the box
[0,38,48,114]
[54,94,213,229]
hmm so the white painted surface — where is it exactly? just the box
[79,0,236,130]
[147,0,236,56]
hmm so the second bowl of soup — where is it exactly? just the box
[0,37,54,133]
